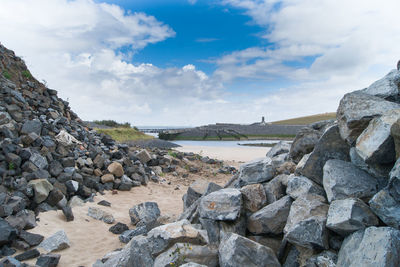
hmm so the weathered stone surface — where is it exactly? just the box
[238,158,276,187]
[19,230,44,246]
[289,127,321,164]
[305,250,338,267]
[369,189,400,228]
[360,69,400,101]
[109,222,129,235]
[28,179,53,203]
[263,174,286,204]
[6,209,37,230]
[284,194,329,249]
[107,162,124,177]
[39,230,70,252]
[248,195,292,235]
[286,175,325,200]
[391,118,400,159]
[36,254,61,267]
[87,207,115,224]
[29,153,48,170]
[240,184,267,212]
[0,218,17,246]
[323,159,378,202]
[247,235,283,256]
[129,202,160,225]
[327,198,378,236]
[136,149,152,164]
[199,188,242,221]
[355,109,400,164]
[0,257,22,267]
[101,173,114,183]
[180,263,207,267]
[15,248,40,261]
[21,119,42,135]
[337,91,400,144]
[350,147,391,182]
[218,233,280,267]
[154,243,218,267]
[183,179,210,210]
[267,141,291,158]
[119,226,147,243]
[337,226,400,267]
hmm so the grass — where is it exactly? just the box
[2,70,11,79]
[271,112,336,125]
[95,127,154,142]
[22,70,32,79]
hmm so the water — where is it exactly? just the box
[172,140,284,147]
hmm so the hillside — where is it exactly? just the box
[270,112,336,125]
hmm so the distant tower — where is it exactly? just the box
[397,60,400,71]
[261,116,265,123]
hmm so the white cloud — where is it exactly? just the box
[188,0,197,4]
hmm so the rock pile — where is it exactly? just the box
[96,66,400,266]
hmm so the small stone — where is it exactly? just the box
[15,248,40,261]
[39,230,70,252]
[107,162,124,177]
[129,202,160,225]
[98,200,111,207]
[101,174,114,183]
[36,254,61,267]
[19,230,44,246]
[109,222,129,234]
[136,149,152,164]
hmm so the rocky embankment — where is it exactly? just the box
[93,68,400,267]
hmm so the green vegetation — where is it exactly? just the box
[22,70,32,79]
[165,134,296,141]
[95,127,153,142]
[169,243,192,267]
[2,70,11,79]
[93,120,133,128]
[167,150,179,158]
[8,162,15,170]
[271,112,336,125]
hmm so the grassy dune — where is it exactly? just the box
[95,127,154,142]
[271,112,336,125]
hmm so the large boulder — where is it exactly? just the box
[0,218,17,246]
[28,179,53,204]
[218,233,280,267]
[20,119,42,135]
[129,202,160,226]
[107,162,124,177]
[266,141,291,158]
[263,174,286,204]
[247,195,292,235]
[337,91,400,144]
[326,198,378,236]
[289,127,321,164]
[323,159,378,202]
[238,158,276,187]
[199,188,242,221]
[298,125,350,185]
[183,179,221,210]
[240,184,267,213]
[38,230,70,253]
[355,109,400,164]
[369,189,400,228]
[360,69,400,101]
[391,118,400,159]
[286,175,325,200]
[337,226,400,267]
[135,149,152,164]
[284,194,329,249]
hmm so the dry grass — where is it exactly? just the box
[271,112,336,125]
[95,127,154,142]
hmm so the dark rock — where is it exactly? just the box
[263,174,286,204]
[36,254,61,267]
[15,249,40,261]
[199,188,242,221]
[19,230,44,246]
[61,206,74,222]
[240,184,267,213]
[98,200,111,207]
[129,202,160,226]
[360,69,400,101]
[0,218,18,246]
[20,119,42,135]
[286,175,325,200]
[109,222,129,235]
[119,226,147,243]
[266,141,291,158]
[1,245,16,257]
[289,127,321,163]
[0,257,22,267]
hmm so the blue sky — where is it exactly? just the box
[1,0,400,126]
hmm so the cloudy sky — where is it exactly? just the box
[1,0,400,126]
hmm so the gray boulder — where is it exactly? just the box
[28,179,53,204]
[35,254,61,267]
[263,174,286,204]
[286,175,325,200]
[39,230,70,252]
[0,218,17,246]
[248,195,292,235]
[135,149,152,164]
[29,153,48,170]
[218,233,281,267]
[266,141,291,158]
[326,198,378,236]
[337,226,400,267]
[323,159,378,202]
[289,127,321,163]
[129,202,160,225]
[240,184,267,213]
[355,109,400,164]
[369,189,400,228]
[284,194,329,249]
[298,125,350,185]
[337,91,400,144]
[238,158,276,187]
[391,118,400,158]
[360,69,400,101]
[20,119,42,135]
[183,179,218,210]
[199,188,242,221]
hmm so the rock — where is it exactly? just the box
[391,118,400,158]
[240,184,267,212]
[0,257,22,267]
[39,230,70,252]
[129,202,160,225]
[369,189,400,228]
[20,119,42,135]
[248,195,292,235]
[15,248,40,261]
[284,194,329,249]
[326,198,378,236]
[109,222,129,235]
[119,175,133,191]
[360,69,400,101]
[19,230,44,246]
[289,127,321,163]
[68,196,84,208]
[61,206,74,222]
[298,125,350,185]
[238,158,276,187]
[87,207,115,224]
[337,226,400,267]
[305,250,338,267]
[107,162,124,177]
[101,174,114,183]
[28,179,53,203]
[183,179,210,210]
[93,154,105,169]
[98,200,111,207]
[218,233,280,267]
[199,188,242,221]
[180,263,207,267]
[29,153,48,170]
[355,109,400,164]
[49,161,63,177]
[46,189,64,207]
[119,226,147,243]
[36,254,61,267]
[263,174,286,204]
[323,159,378,202]
[136,149,152,164]
[286,175,325,200]
[6,209,37,230]
[266,141,291,158]
[337,91,400,144]
[0,218,17,246]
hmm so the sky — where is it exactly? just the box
[1,0,400,126]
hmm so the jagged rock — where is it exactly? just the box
[218,233,280,267]
[240,184,267,212]
[129,202,160,226]
[36,254,61,267]
[19,230,44,246]
[29,153,48,170]
[68,196,84,208]
[183,179,210,210]
[323,159,378,202]
[0,256,22,267]
[20,119,42,135]
[107,162,124,177]
[263,174,286,204]
[6,209,37,230]
[109,222,129,235]
[355,109,400,164]
[350,147,391,182]
[337,226,400,267]
[87,207,115,224]
[391,118,400,159]
[154,243,218,267]
[337,91,400,144]
[119,175,133,191]
[326,198,378,236]
[305,250,338,267]
[39,230,70,252]
[61,206,74,222]
[369,189,400,228]
[360,69,400,101]
[286,175,325,200]
[97,200,111,207]
[238,158,276,187]
[284,194,329,249]
[199,188,242,221]
[28,179,53,204]
[119,226,147,243]
[101,174,114,183]
[247,235,283,256]
[298,125,350,185]
[15,248,40,261]
[248,195,292,235]
[46,189,64,207]
[180,263,207,267]
[289,127,321,163]
[0,218,17,246]
[267,141,291,158]
[136,149,152,164]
